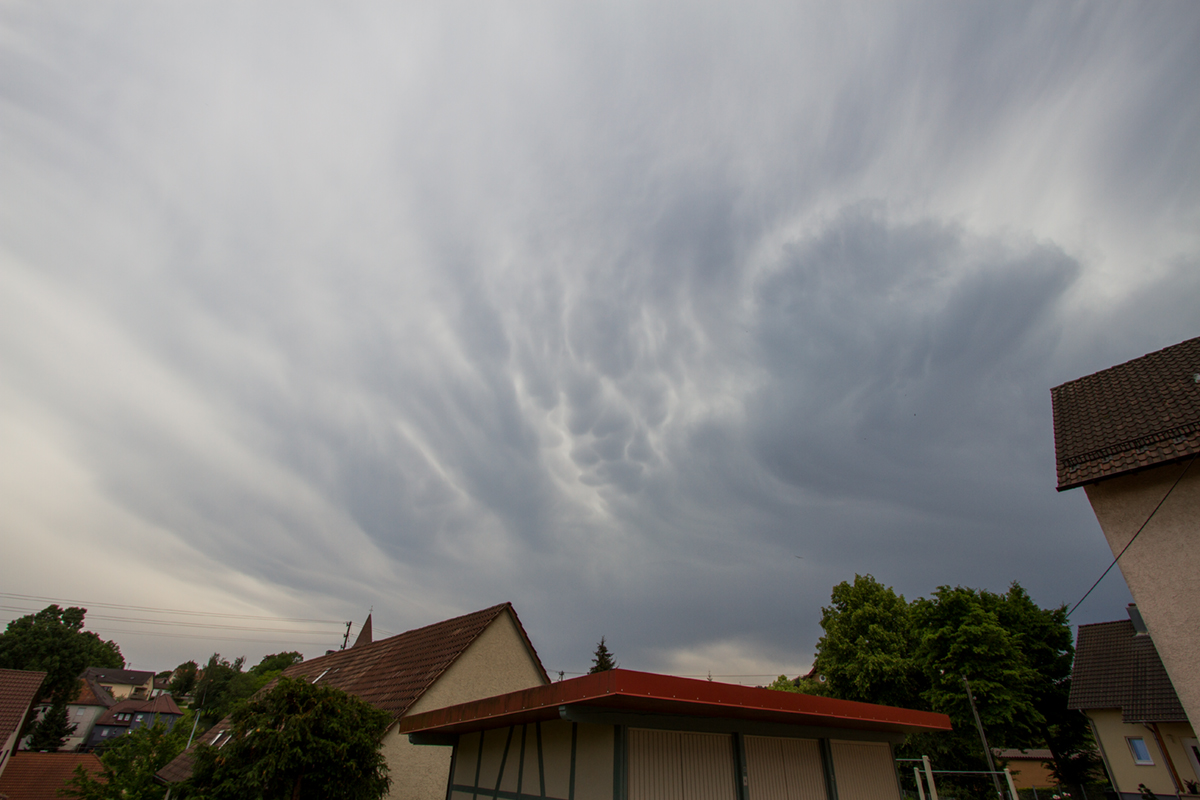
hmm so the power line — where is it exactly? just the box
[0,591,343,624]
[1068,454,1197,618]
[0,609,340,633]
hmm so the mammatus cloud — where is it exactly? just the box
[1,1,1197,676]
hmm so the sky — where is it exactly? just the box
[1,1,1198,681]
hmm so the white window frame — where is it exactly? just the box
[1127,736,1155,765]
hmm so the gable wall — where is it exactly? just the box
[382,610,549,800]
[1088,708,1188,796]
[1085,462,1200,730]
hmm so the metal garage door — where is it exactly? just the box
[743,736,827,800]
[628,729,738,800]
[829,740,901,800]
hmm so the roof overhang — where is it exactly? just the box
[398,669,951,740]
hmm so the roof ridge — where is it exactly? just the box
[1052,336,1200,390]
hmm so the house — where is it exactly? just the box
[1051,336,1200,729]
[399,668,952,800]
[23,675,120,753]
[1068,618,1199,799]
[81,667,155,701]
[993,749,1057,791]
[86,693,183,750]
[157,602,549,799]
[0,669,46,780]
[61,677,117,752]
[0,752,103,799]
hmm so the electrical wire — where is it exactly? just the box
[0,591,343,624]
[0,605,342,634]
[1068,454,1197,618]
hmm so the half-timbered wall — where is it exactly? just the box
[448,720,613,800]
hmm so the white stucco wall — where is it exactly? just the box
[380,610,548,800]
[1084,461,1200,730]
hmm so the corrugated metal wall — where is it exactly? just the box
[628,728,737,800]
[744,735,827,800]
[829,740,901,800]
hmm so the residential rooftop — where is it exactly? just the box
[1051,336,1200,490]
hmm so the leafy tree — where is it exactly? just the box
[180,676,391,800]
[250,652,303,677]
[0,605,123,710]
[813,575,921,708]
[193,654,249,726]
[25,702,75,751]
[169,660,200,699]
[62,721,187,800]
[800,575,1097,796]
[589,637,618,673]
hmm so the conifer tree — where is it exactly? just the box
[589,637,618,673]
[26,703,76,752]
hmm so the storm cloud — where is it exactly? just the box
[1,0,1197,677]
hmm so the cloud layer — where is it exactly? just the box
[2,0,1198,676]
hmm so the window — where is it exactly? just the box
[1128,737,1154,765]
[135,714,144,721]
[76,708,85,716]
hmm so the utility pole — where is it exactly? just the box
[962,674,1005,799]
[340,621,352,650]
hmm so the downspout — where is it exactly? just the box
[1148,722,1184,795]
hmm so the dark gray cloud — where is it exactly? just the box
[1,0,1197,677]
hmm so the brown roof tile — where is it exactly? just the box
[1068,620,1186,723]
[0,669,46,748]
[156,602,545,785]
[0,752,102,799]
[71,679,116,709]
[1051,337,1200,490]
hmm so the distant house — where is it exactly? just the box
[1051,336,1200,730]
[993,749,1056,791]
[0,668,46,779]
[61,677,117,752]
[400,668,952,800]
[1069,618,1199,799]
[87,694,183,750]
[81,667,155,701]
[157,602,549,799]
[0,751,103,800]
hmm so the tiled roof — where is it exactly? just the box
[140,694,181,716]
[94,695,182,727]
[0,669,46,747]
[0,752,102,799]
[94,699,143,728]
[1068,620,1186,723]
[71,679,116,709]
[996,749,1054,761]
[1051,337,1200,490]
[81,667,154,686]
[157,602,545,784]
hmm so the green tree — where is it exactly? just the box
[193,654,249,726]
[589,637,618,673]
[249,652,303,677]
[0,605,123,722]
[812,575,921,708]
[62,721,188,800]
[169,661,199,699]
[180,676,391,800]
[801,576,1096,796]
[25,702,75,751]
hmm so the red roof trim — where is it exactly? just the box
[398,669,951,735]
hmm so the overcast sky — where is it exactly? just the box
[1,1,1198,680]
